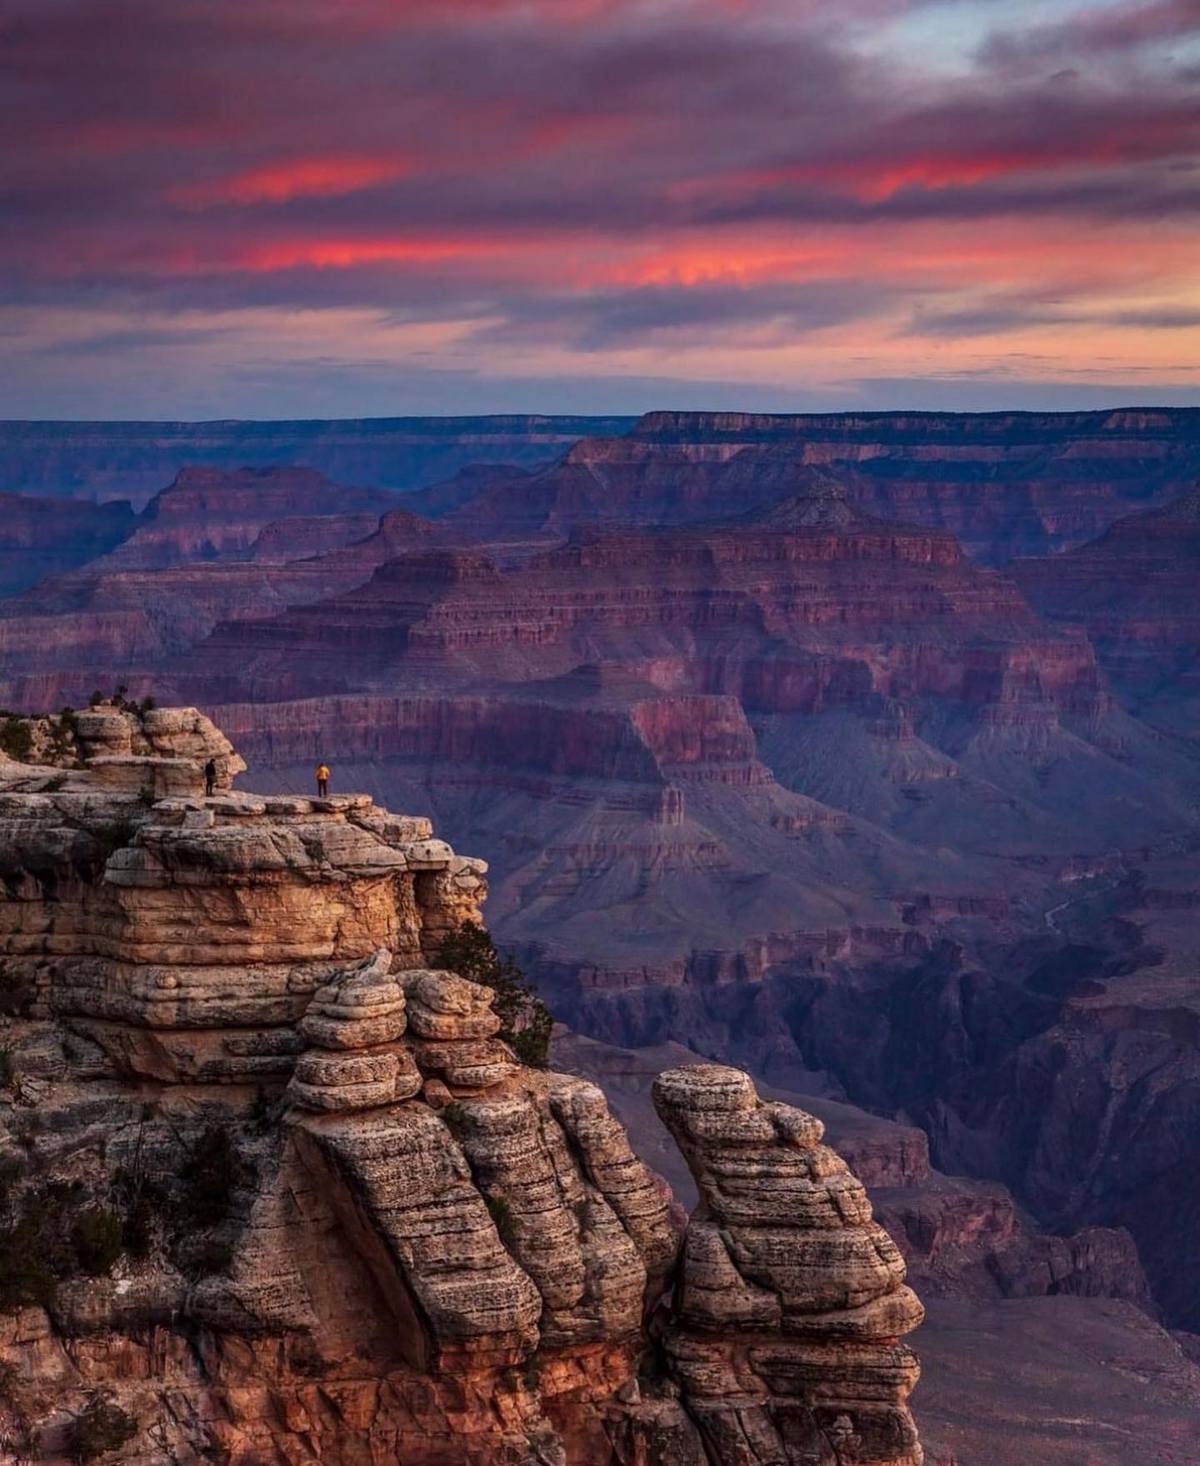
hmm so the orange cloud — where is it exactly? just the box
[171,155,413,209]
[234,236,502,271]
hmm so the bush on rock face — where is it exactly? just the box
[0,718,32,762]
[434,922,553,1069]
[65,1398,137,1463]
[180,1125,247,1228]
[73,1207,125,1277]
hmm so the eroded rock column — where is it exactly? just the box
[653,1064,924,1466]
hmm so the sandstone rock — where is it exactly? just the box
[435,408,1200,563]
[287,950,423,1110]
[654,1063,924,1466]
[404,968,503,1040]
[0,707,923,1465]
[411,1036,518,1090]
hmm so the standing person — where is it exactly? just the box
[204,758,217,797]
[316,761,331,797]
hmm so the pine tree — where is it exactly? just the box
[434,922,553,1069]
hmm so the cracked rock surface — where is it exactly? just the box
[0,707,924,1463]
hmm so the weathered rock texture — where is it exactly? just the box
[0,707,917,1463]
[654,1064,924,1466]
[92,465,401,570]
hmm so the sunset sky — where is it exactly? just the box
[3,0,1200,417]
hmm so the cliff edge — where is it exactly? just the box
[0,704,922,1463]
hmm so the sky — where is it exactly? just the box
[2,0,1200,419]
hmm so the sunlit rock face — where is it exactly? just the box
[0,704,920,1463]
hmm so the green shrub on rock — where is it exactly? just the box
[72,1207,124,1277]
[65,1398,137,1463]
[434,922,553,1069]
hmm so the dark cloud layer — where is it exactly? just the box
[2,0,1199,412]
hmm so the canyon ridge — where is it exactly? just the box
[2,410,1199,1461]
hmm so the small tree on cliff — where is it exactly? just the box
[434,922,553,1069]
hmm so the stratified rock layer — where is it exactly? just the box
[0,707,918,1464]
[655,1064,924,1466]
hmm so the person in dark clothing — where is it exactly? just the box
[204,758,217,797]
[316,762,330,797]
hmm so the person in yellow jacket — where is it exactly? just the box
[315,762,331,797]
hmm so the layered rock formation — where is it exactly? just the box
[0,705,919,1463]
[0,416,635,506]
[0,490,135,596]
[430,409,1200,563]
[91,465,400,570]
[654,1064,924,1466]
[0,498,437,685]
[1014,482,1200,736]
[137,480,1195,998]
[557,1032,1200,1465]
[188,482,1103,707]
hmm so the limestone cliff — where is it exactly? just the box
[0,706,923,1463]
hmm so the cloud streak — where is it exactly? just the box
[2,0,1199,413]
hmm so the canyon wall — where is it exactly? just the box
[0,417,636,506]
[1014,482,1200,737]
[0,491,135,596]
[426,408,1200,563]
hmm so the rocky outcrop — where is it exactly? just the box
[178,481,1105,723]
[654,1064,924,1466]
[0,495,441,692]
[0,706,917,1463]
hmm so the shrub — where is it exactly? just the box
[65,1398,137,1463]
[180,1126,245,1228]
[12,1113,40,1151]
[73,1207,124,1277]
[119,1188,159,1260]
[434,922,554,1069]
[0,1423,39,1465]
[0,1158,24,1209]
[440,1101,472,1134]
[486,1194,519,1249]
[0,1195,60,1312]
[112,1155,165,1261]
[189,1239,234,1275]
[0,966,33,1018]
[248,1086,274,1133]
[0,718,31,762]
